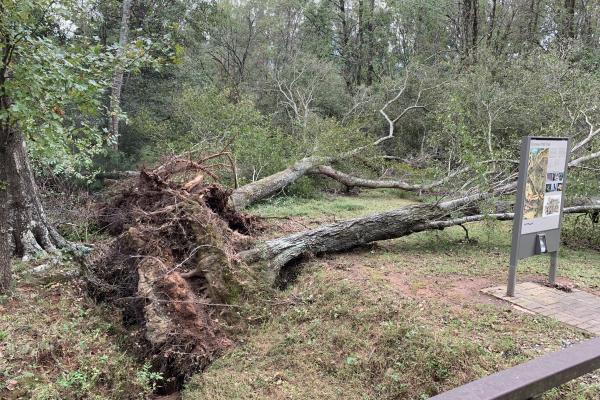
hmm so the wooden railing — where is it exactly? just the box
[430,337,600,400]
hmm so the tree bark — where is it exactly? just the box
[461,0,478,59]
[241,202,600,285]
[241,203,446,283]
[2,126,67,259]
[229,155,331,210]
[0,134,11,293]
[109,0,133,151]
[312,165,468,192]
[563,0,576,39]
[366,0,375,85]
[357,0,364,86]
[487,0,496,46]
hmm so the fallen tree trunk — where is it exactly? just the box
[241,203,600,285]
[230,156,331,209]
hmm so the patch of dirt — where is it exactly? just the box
[376,270,499,306]
[316,250,502,308]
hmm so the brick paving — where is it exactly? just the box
[482,282,600,335]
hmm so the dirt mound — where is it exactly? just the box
[85,162,257,392]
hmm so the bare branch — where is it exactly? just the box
[572,109,600,153]
[569,150,600,168]
[312,165,469,192]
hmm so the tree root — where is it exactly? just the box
[85,165,258,392]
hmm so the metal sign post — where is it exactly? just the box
[508,136,570,297]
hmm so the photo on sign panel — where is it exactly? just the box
[543,194,562,217]
[524,147,549,220]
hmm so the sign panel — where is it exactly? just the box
[521,139,568,234]
[507,136,570,296]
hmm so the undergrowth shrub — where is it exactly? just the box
[562,213,600,251]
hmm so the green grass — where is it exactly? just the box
[249,189,415,219]
[0,263,154,400]
[185,191,600,399]
[374,219,600,291]
[183,265,597,400]
[3,191,598,399]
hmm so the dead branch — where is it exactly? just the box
[311,165,469,192]
[572,109,600,153]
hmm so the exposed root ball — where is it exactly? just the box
[85,168,257,391]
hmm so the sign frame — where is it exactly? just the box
[508,136,571,296]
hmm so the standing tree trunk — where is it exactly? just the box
[461,0,478,60]
[109,0,133,151]
[0,129,11,293]
[335,0,353,90]
[366,0,375,86]
[526,0,538,44]
[487,0,496,46]
[2,126,67,259]
[563,0,576,39]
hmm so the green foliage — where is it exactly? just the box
[136,363,164,393]
[1,0,162,180]
[562,214,600,251]
[130,86,297,184]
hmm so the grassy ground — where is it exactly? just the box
[249,189,415,219]
[184,190,600,399]
[2,190,599,399]
[0,260,158,400]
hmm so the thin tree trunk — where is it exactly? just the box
[487,0,496,46]
[563,0,575,38]
[527,0,537,44]
[366,0,375,85]
[336,0,353,89]
[471,0,478,54]
[0,128,11,293]
[462,0,472,58]
[109,0,133,151]
[357,0,364,86]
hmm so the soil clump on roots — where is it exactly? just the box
[85,160,258,393]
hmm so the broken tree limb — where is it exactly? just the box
[311,165,470,191]
[229,155,332,210]
[229,73,432,210]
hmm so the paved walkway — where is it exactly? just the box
[482,282,600,335]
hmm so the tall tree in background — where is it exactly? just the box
[108,0,133,150]
[461,0,479,59]
[563,0,576,39]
